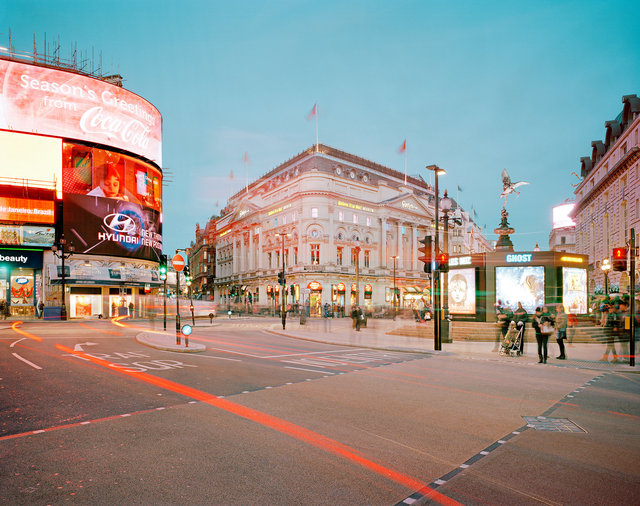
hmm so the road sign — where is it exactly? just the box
[172,254,185,271]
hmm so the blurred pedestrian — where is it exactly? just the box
[568,312,578,345]
[555,304,568,360]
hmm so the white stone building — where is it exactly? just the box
[573,94,640,294]
[213,144,490,315]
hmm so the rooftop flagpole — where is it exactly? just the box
[307,102,318,151]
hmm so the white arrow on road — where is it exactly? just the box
[74,342,99,352]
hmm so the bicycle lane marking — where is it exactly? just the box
[54,343,461,506]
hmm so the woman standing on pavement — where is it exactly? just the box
[533,307,551,363]
[555,304,568,360]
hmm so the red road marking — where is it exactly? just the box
[54,343,460,505]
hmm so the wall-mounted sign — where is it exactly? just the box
[560,256,584,264]
[267,204,292,216]
[450,256,472,267]
[336,282,346,291]
[448,268,476,314]
[401,200,419,210]
[0,59,162,164]
[505,253,533,263]
[0,197,55,224]
[0,225,55,247]
[337,201,374,213]
[0,248,43,269]
[308,281,322,291]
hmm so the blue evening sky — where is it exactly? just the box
[3,0,639,254]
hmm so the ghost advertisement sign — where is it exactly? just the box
[64,194,162,261]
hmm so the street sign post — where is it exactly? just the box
[172,254,185,272]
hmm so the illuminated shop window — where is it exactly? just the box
[337,247,343,266]
[364,250,370,268]
[351,248,358,266]
[311,244,320,265]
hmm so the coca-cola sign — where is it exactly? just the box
[0,59,162,165]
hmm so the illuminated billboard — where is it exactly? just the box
[63,194,162,261]
[0,225,54,247]
[0,197,55,224]
[0,59,162,165]
[563,267,587,314]
[62,142,162,212]
[552,203,576,229]
[448,268,476,314]
[496,266,545,314]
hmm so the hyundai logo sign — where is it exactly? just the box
[103,213,137,234]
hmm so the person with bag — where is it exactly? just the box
[533,307,552,363]
[555,304,568,360]
[513,301,528,356]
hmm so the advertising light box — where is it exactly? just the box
[0,225,55,247]
[63,193,162,261]
[0,197,55,224]
[563,267,587,314]
[0,59,162,165]
[448,268,476,314]
[496,266,545,314]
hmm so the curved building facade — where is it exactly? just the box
[0,55,163,318]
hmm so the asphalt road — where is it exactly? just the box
[1,318,639,505]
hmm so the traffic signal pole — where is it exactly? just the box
[630,229,635,367]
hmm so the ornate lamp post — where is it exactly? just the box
[391,255,398,320]
[601,258,611,295]
[275,233,291,329]
[426,164,446,351]
[439,190,462,343]
[354,240,361,307]
[51,235,74,320]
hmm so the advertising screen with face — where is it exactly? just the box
[563,267,587,314]
[448,268,475,314]
[496,266,545,314]
[0,59,162,165]
[63,193,162,261]
[62,142,162,212]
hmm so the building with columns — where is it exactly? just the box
[212,144,490,315]
[572,94,640,295]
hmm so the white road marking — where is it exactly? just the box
[11,353,42,370]
[190,354,241,362]
[10,338,27,348]
[284,366,331,374]
[261,348,367,359]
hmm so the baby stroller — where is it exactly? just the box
[500,321,524,356]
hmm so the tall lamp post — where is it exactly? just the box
[439,190,462,343]
[601,258,611,295]
[354,241,361,308]
[391,255,398,320]
[51,235,74,321]
[426,164,446,351]
[275,233,291,329]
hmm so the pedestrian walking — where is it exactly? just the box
[532,307,551,363]
[128,302,134,317]
[494,300,512,351]
[514,301,528,356]
[38,300,44,319]
[567,312,578,344]
[555,304,568,360]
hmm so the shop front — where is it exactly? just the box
[0,248,43,317]
[363,284,373,310]
[307,281,323,316]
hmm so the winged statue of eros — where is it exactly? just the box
[500,169,529,205]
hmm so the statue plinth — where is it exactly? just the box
[494,207,515,252]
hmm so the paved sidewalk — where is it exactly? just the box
[266,317,639,372]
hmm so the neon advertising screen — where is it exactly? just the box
[448,268,476,314]
[562,267,587,314]
[495,266,545,314]
[0,58,162,165]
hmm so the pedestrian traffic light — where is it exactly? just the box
[184,265,192,285]
[436,251,449,272]
[159,254,167,281]
[612,247,628,271]
[418,235,433,273]
[277,271,285,285]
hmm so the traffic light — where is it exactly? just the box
[612,247,628,272]
[159,254,167,281]
[436,251,449,272]
[418,235,433,273]
[277,271,285,285]
[184,265,192,285]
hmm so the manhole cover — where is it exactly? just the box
[522,416,586,433]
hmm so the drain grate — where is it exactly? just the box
[522,416,586,433]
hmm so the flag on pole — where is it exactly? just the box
[306,103,317,121]
[397,139,407,184]
[397,139,407,154]
[244,152,250,164]
[457,184,463,192]
[244,152,250,194]
[229,169,234,181]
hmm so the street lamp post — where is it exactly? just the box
[391,255,398,320]
[275,233,291,329]
[354,241,361,307]
[601,259,611,295]
[51,235,74,320]
[426,164,446,351]
[439,190,461,343]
